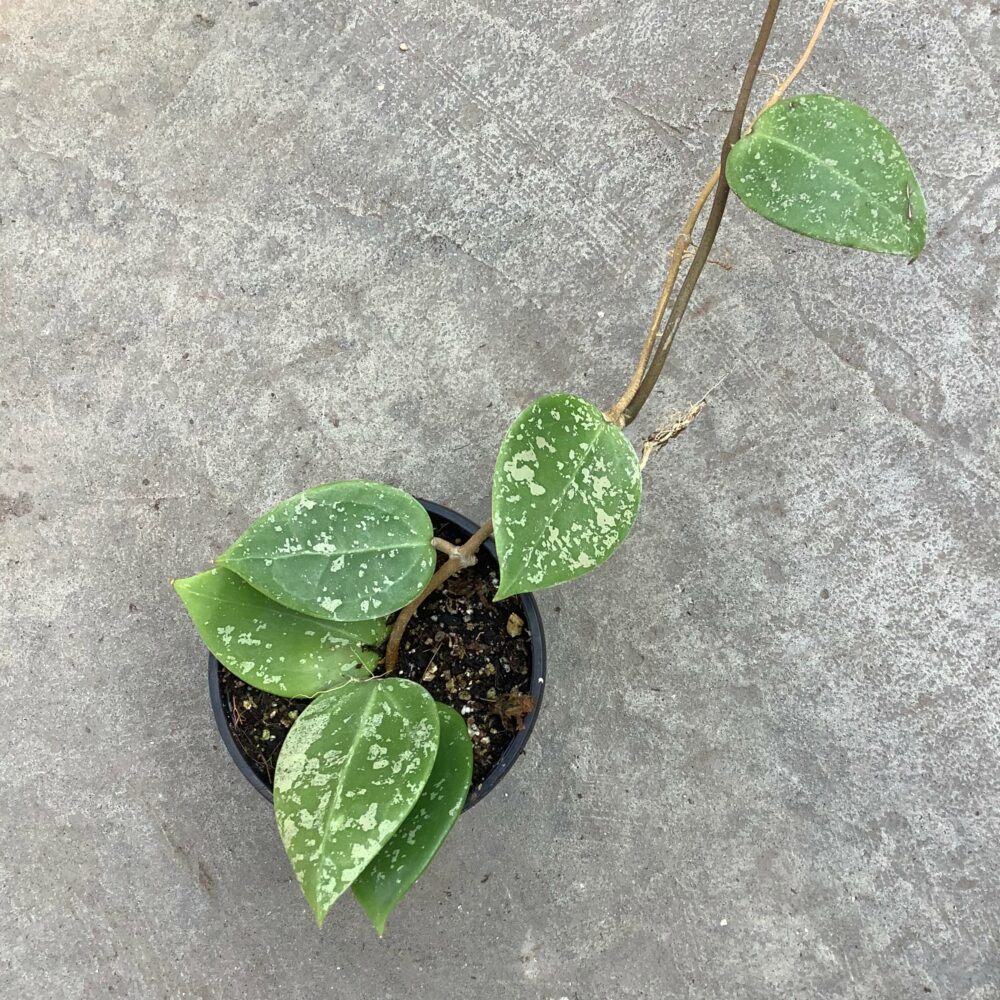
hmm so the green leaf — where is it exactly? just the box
[172,567,387,698]
[352,703,473,935]
[218,481,435,622]
[273,678,440,926]
[492,393,641,599]
[725,94,926,257]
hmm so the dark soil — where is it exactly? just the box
[218,514,535,795]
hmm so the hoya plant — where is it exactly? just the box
[174,0,925,933]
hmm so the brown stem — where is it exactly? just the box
[761,0,836,113]
[621,0,783,426]
[606,171,720,426]
[384,518,494,673]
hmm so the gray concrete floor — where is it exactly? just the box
[2,2,998,998]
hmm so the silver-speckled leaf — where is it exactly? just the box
[172,567,387,698]
[218,481,435,622]
[726,94,926,257]
[352,703,473,935]
[492,393,641,599]
[273,679,440,926]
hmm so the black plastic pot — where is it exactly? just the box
[208,498,546,810]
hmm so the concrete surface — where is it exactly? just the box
[2,1,998,997]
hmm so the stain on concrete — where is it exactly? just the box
[0,492,34,523]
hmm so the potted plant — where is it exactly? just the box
[173,0,925,934]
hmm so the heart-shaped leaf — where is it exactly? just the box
[219,481,435,622]
[352,703,473,934]
[172,567,387,698]
[726,94,926,257]
[273,678,440,926]
[492,393,641,599]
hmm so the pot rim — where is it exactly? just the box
[208,496,546,810]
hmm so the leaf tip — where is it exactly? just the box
[310,898,329,929]
[493,580,520,602]
[357,898,388,936]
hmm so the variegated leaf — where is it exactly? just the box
[352,703,473,934]
[273,679,440,926]
[726,94,926,257]
[492,393,641,599]
[219,481,435,622]
[172,567,386,698]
